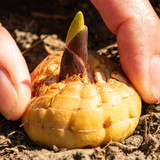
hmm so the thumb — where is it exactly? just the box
[0,25,31,120]
[91,0,160,104]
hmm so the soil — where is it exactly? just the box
[0,0,160,159]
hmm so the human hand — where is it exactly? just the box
[90,0,160,104]
[0,24,31,120]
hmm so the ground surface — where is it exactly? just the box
[0,0,160,159]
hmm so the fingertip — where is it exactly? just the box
[120,55,158,104]
[149,55,160,104]
[0,67,18,120]
[10,81,31,121]
[136,82,157,104]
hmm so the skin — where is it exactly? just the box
[0,0,159,120]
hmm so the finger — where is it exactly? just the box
[91,0,160,104]
[0,25,31,120]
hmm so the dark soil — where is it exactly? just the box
[0,0,160,159]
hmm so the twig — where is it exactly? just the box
[22,35,48,55]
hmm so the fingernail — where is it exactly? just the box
[0,67,17,120]
[150,55,160,103]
